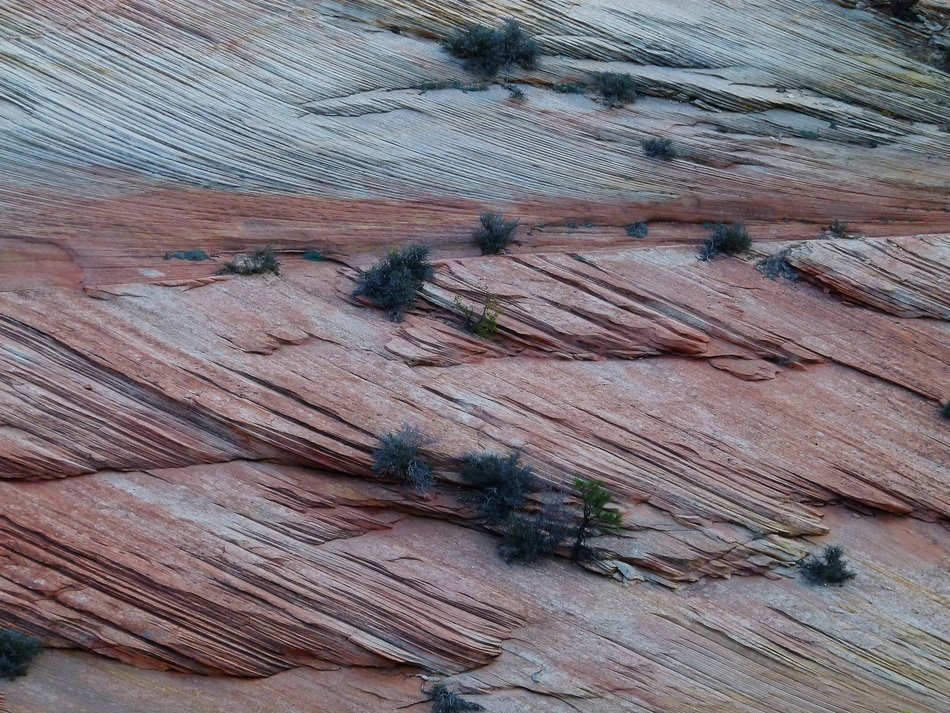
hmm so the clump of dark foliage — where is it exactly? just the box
[473,212,519,254]
[626,222,649,239]
[431,683,483,713]
[164,249,209,261]
[419,80,489,93]
[592,72,637,106]
[641,138,677,160]
[372,425,434,493]
[498,499,572,564]
[455,293,501,339]
[219,246,281,276]
[507,84,526,102]
[460,451,536,522]
[353,244,434,321]
[800,545,856,585]
[442,19,539,77]
[570,478,622,561]
[302,249,325,261]
[941,401,950,419]
[699,223,751,260]
[889,0,920,21]
[0,628,42,680]
[757,249,799,281]
[551,82,586,94]
[826,219,850,239]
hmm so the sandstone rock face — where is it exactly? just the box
[1,1,948,711]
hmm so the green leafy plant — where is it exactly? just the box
[473,212,519,254]
[219,246,281,276]
[454,293,501,339]
[353,244,434,321]
[302,249,325,262]
[372,425,434,493]
[592,72,636,106]
[0,628,42,680]
[800,545,856,585]
[699,223,751,260]
[570,478,622,562]
[442,19,539,78]
[460,451,535,522]
[641,138,677,160]
[431,683,483,713]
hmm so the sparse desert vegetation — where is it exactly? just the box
[372,425,434,493]
[219,246,281,276]
[0,628,42,680]
[699,223,752,260]
[800,545,856,585]
[442,20,539,77]
[353,244,434,321]
[592,72,637,106]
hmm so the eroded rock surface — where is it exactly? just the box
[0,0,948,711]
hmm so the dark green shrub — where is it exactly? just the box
[431,683,483,713]
[353,244,434,321]
[507,84,526,102]
[372,425,434,492]
[551,82,586,94]
[699,223,751,260]
[454,293,501,339]
[890,0,919,21]
[219,246,281,276]
[302,249,325,261]
[498,501,572,564]
[625,222,649,239]
[0,628,42,679]
[473,212,518,254]
[570,478,622,562]
[941,402,949,419]
[442,19,539,78]
[757,249,799,281]
[641,138,676,160]
[592,72,636,106]
[460,451,535,522]
[800,545,856,585]
[164,249,209,261]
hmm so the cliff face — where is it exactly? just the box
[1,1,948,712]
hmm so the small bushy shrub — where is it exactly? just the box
[571,478,622,562]
[372,425,434,492]
[757,249,799,281]
[164,249,209,261]
[507,84,526,102]
[473,212,518,254]
[551,82,586,94]
[498,501,572,564]
[460,451,535,522]
[890,0,919,21]
[302,249,325,262]
[942,402,950,419]
[431,683,483,713]
[219,246,281,276]
[442,20,539,77]
[699,223,751,260]
[454,293,501,339]
[353,244,434,321]
[0,628,42,680]
[592,72,636,106]
[641,138,677,160]
[800,545,856,585]
[826,219,850,239]
[625,222,649,239]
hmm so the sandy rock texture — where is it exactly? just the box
[0,0,948,711]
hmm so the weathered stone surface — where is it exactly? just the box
[0,0,948,711]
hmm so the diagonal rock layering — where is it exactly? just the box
[0,0,948,711]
